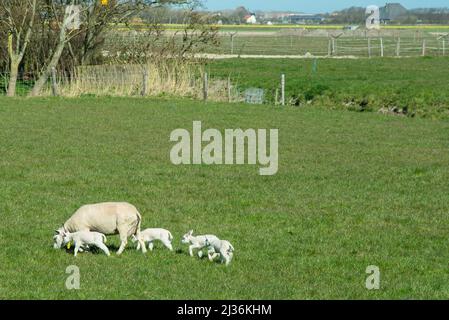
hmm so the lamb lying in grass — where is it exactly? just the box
[206,238,234,266]
[181,230,220,258]
[62,231,110,257]
[131,228,173,252]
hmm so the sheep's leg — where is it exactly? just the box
[208,248,217,261]
[97,242,111,257]
[148,241,154,251]
[136,241,141,251]
[219,249,231,266]
[116,228,129,255]
[209,253,219,262]
[162,240,173,251]
[189,244,201,257]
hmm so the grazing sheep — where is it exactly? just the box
[131,228,174,251]
[181,230,220,258]
[63,231,110,257]
[207,239,235,266]
[53,202,147,255]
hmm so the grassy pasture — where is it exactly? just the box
[0,96,449,299]
[207,57,449,118]
[111,24,449,57]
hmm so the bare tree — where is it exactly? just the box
[29,0,191,96]
[29,0,86,96]
[0,0,37,96]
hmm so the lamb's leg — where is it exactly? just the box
[136,242,141,251]
[96,242,111,257]
[208,248,217,261]
[189,244,201,257]
[148,241,154,251]
[137,237,147,254]
[209,253,219,262]
[223,252,232,266]
[220,249,232,266]
[74,243,81,257]
[162,240,173,251]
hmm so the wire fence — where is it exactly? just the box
[107,28,449,58]
[209,33,448,57]
[0,67,239,102]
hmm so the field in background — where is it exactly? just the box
[207,57,449,118]
[0,97,449,299]
[114,24,449,57]
[143,23,449,32]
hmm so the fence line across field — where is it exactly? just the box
[213,33,448,57]
[0,68,287,106]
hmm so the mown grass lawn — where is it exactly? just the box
[0,96,448,299]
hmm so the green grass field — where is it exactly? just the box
[0,96,449,299]
[208,57,449,119]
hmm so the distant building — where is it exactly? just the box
[288,14,324,24]
[245,13,257,24]
[380,3,407,23]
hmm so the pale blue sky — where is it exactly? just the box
[203,1,449,13]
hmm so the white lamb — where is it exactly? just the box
[131,228,174,251]
[63,231,110,257]
[181,230,220,258]
[206,238,235,266]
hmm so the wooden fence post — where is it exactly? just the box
[332,38,336,56]
[203,72,208,102]
[230,32,237,55]
[51,67,59,96]
[328,38,332,56]
[443,38,446,56]
[227,76,231,103]
[422,39,426,56]
[281,74,285,106]
[141,67,149,96]
[396,38,401,57]
[368,38,371,58]
[380,38,384,57]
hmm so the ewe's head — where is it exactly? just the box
[181,230,194,244]
[53,227,66,249]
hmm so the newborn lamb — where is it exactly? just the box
[63,231,110,257]
[131,228,173,251]
[181,230,220,258]
[206,238,235,266]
